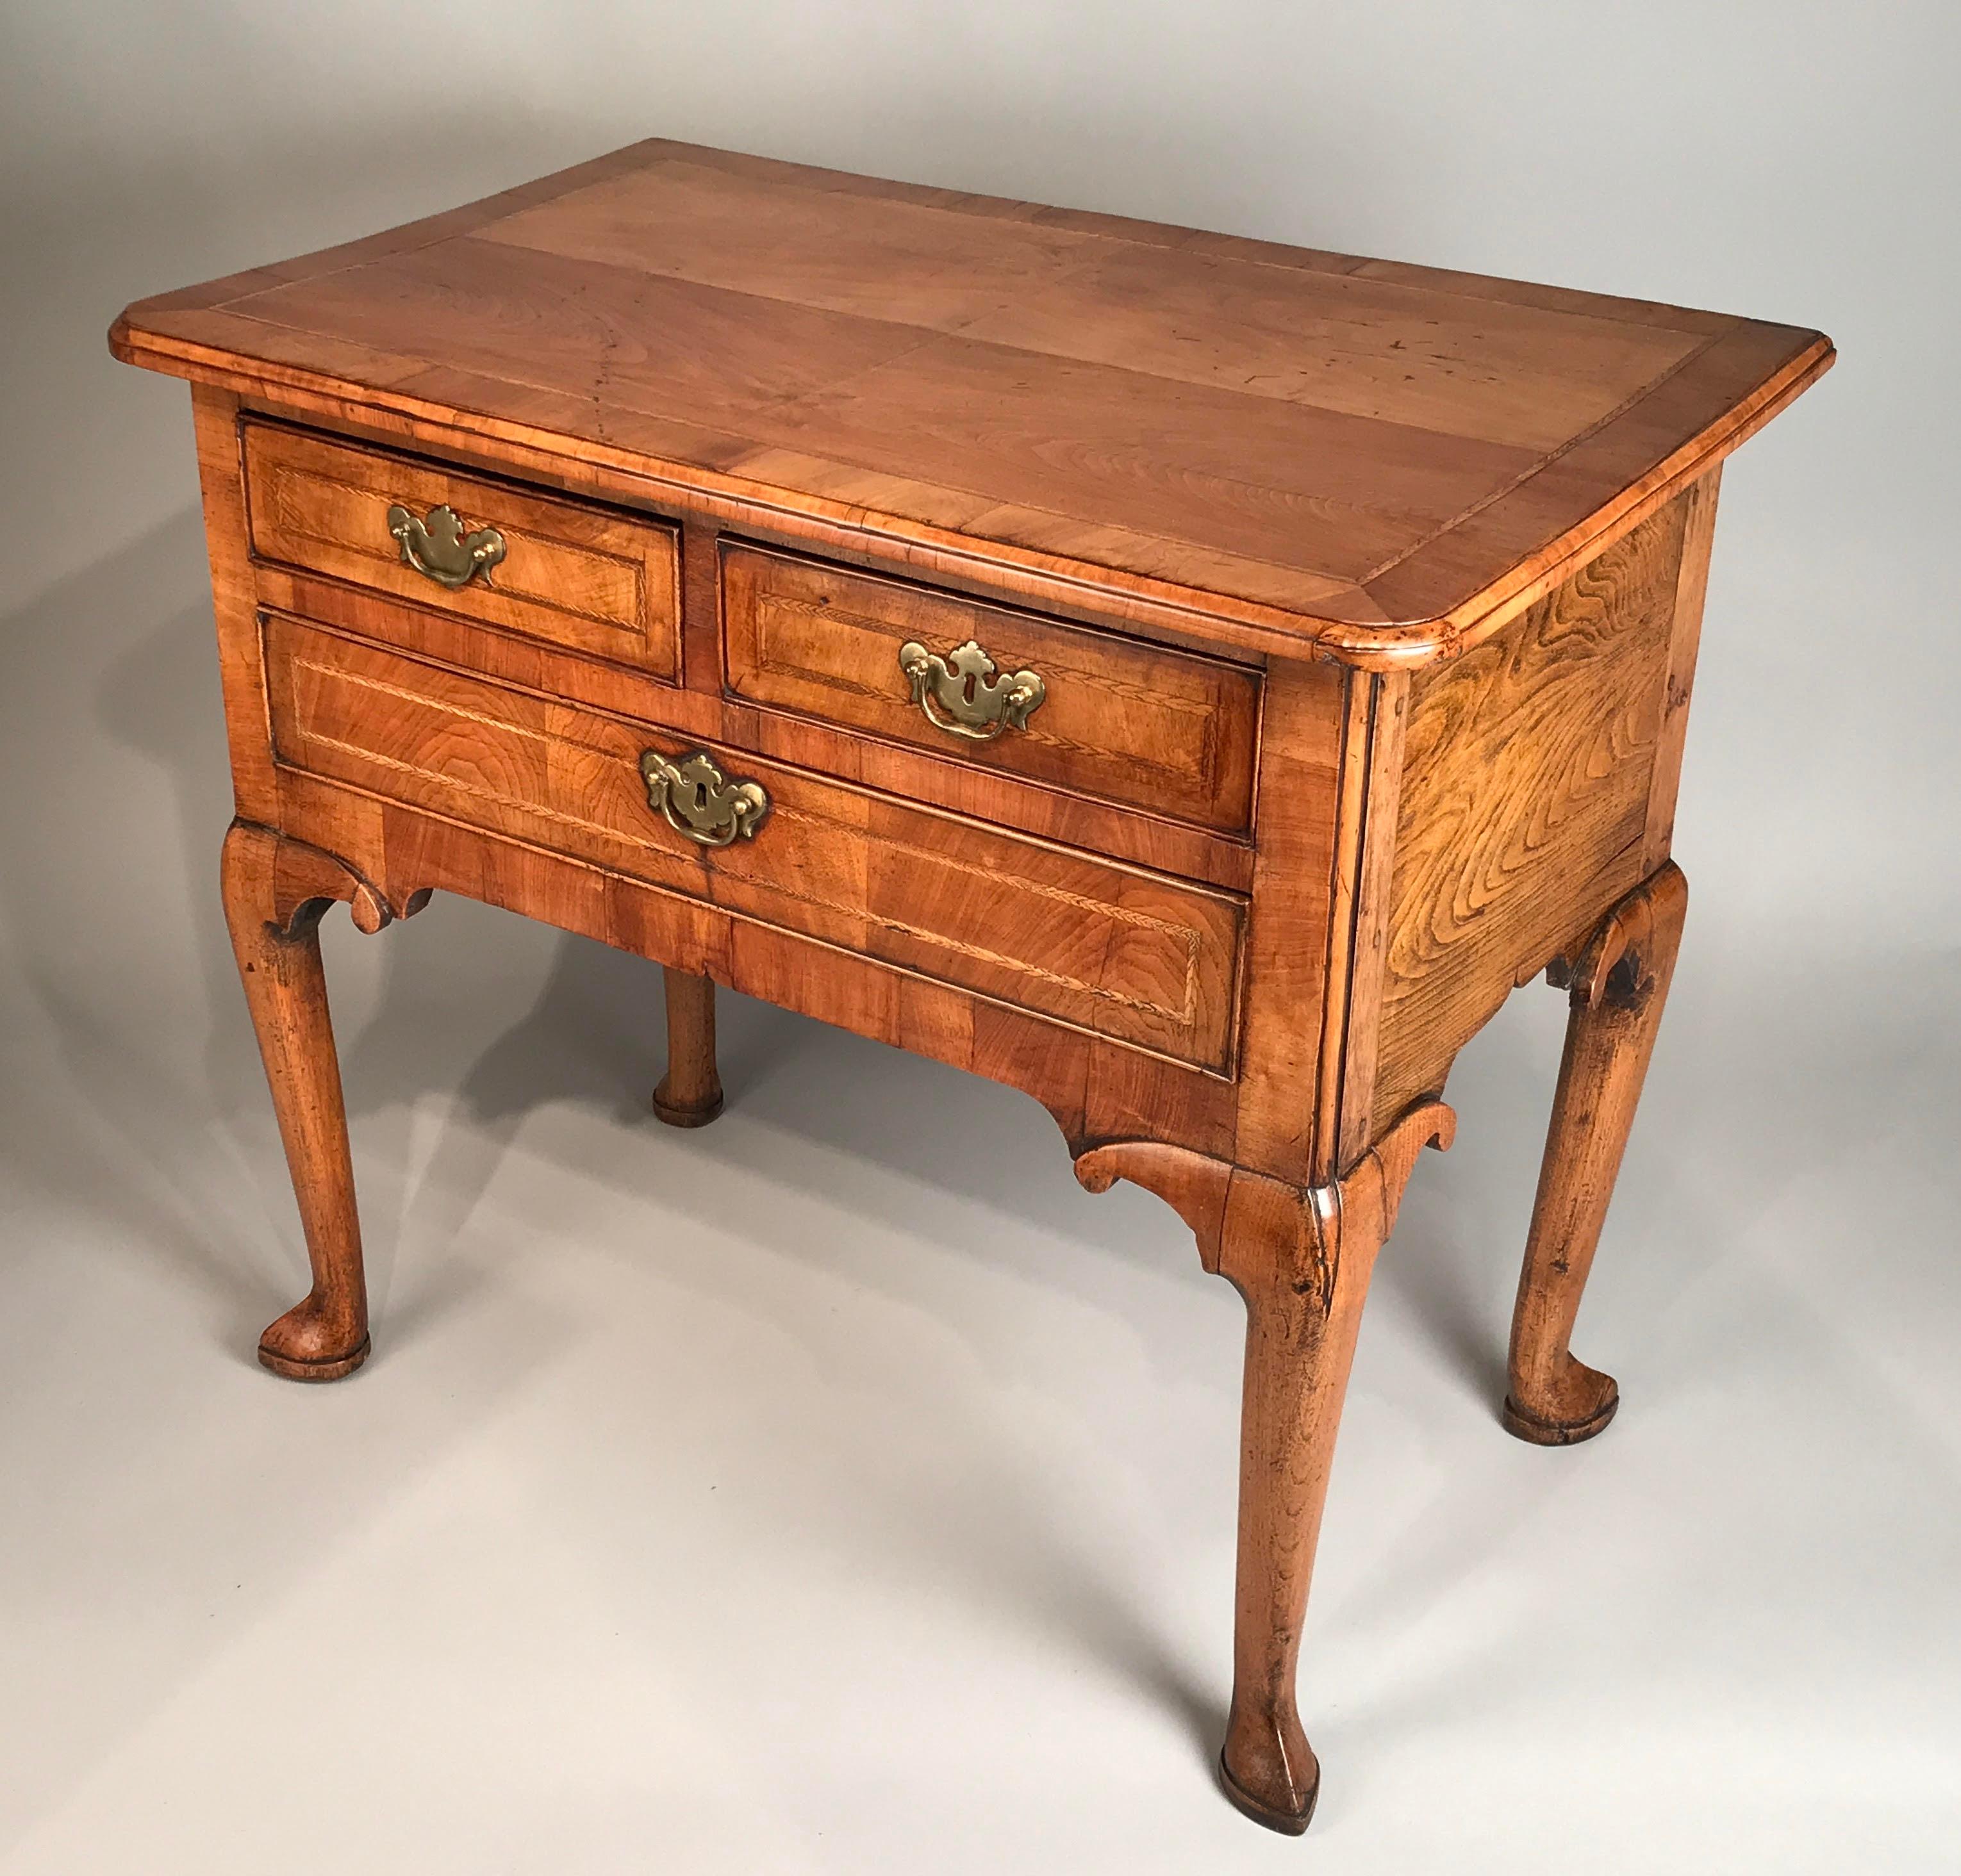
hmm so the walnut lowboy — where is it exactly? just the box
[110,138,1830,1837]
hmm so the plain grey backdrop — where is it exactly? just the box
[3,3,1957,1869]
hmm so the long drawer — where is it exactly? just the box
[243,420,681,679]
[265,615,1246,1071]
[721,543,1261,833]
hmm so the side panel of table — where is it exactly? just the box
[1335,480,1719,1159]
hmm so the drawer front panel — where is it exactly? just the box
[244,421,680,679]
[265,616,1245,1071]
[722,544,1260,833]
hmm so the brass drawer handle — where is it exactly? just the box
[640,747,771,848]
[898,638,1046,741]
[386,501,506,589]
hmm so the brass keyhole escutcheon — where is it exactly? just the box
[897,638,1046,741]
[640,748,771,849]
[386,501,506,589]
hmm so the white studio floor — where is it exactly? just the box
[3,809,1957,1872]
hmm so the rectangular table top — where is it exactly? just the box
[113,139,1830,664]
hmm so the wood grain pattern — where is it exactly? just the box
[1370,495,1691,1119]
[722,541,1261,831]
[264,614,1246,1071]
[113,138,1833,668]
[243,418,681,677]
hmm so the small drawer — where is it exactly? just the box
[242,420,680,680]
[265,614,1246,1072]
[721,544,1260,834]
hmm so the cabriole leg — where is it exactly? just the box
[1074,1099,1453,1834]
[653,967,724,1128]
[1216,1104,1453,1832]
[220,820,402,1381]
[1505,861,1689,1444]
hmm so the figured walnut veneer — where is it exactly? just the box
[722,541,1262,831]
[1369,493,1692,1128]
[265,614,1246,1072]
[110,140,1828,1838]
[244,418,682,677]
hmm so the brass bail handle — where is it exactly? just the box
[640,748,771,849]
[898,638,1046,741]
[386,500,507,589]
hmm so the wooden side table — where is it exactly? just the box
[111,140,1830,1833]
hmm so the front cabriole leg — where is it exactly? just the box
[1077,1099,1455,1833]
[220,819,426,1381]
[1505,860,1689,1444]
